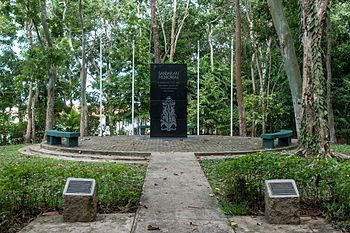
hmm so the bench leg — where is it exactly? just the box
[263,139,275,149]
[48,136,62,145]
[278,137,291,147]
[65,137,78,147]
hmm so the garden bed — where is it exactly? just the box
[0,145,146,232]
[201,151,350,232]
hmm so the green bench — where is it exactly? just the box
[137,125,150,135]
[46,130,80,147]
[261,130,293,149]
[187,124,197,135]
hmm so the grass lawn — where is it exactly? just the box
[201,151,350,232]
[0,145,146,232]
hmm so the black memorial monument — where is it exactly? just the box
[150,64,187,137]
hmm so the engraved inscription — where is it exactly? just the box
[158,82,179,93]
[160,96,177,132]
[158,71,180,80]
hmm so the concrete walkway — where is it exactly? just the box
[131,152,234,233]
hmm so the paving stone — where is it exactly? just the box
[77,136,263,152]
[19,213,134,233]
[230,216,341,233]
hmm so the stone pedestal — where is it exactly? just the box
[265,179,300,224]
[63,178,97,222]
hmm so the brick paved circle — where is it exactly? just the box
[76,135,263,153]
[21,136,298,163]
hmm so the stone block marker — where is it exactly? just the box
[265,179,300,224]
[63,178,97,222]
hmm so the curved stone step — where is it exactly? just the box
[33,146,148,161]
[40,143,150,158]
[20,145,148,164]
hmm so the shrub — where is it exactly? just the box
[0,114,26,145]
[55,109,80,132]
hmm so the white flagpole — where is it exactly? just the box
[197,40,200,136]
[230,37,234,137]
[131,39,135,136]
[99,36,103,137]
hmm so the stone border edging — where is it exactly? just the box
[40,143,151,157]
[19,145,149,164]
[194,143,298,157]
[40,142,298,158]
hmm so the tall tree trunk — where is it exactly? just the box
[62,0,75,111]
[103,25,114,135]
[169,0,177,63]
[326,15,336,144]
[261,38,272,133]
[267,0,303,138]
[25,80,33,143]
[235,0,246,136]
[41,0,57,137]
[159,0,189,63]
[245,1,257,136]
[159,15,168,62]
[172,0,189,62]
[160,0,190,63]
[208,23,214,72]
[259,48,266,134]
[251,53,257,137]
[63,0,73,52]
[31,81,39,143]
[107,43,114,135]
[25,21,34,143]
[79,0,88,137]
[300,0,331,157]
[150,0,161,63]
